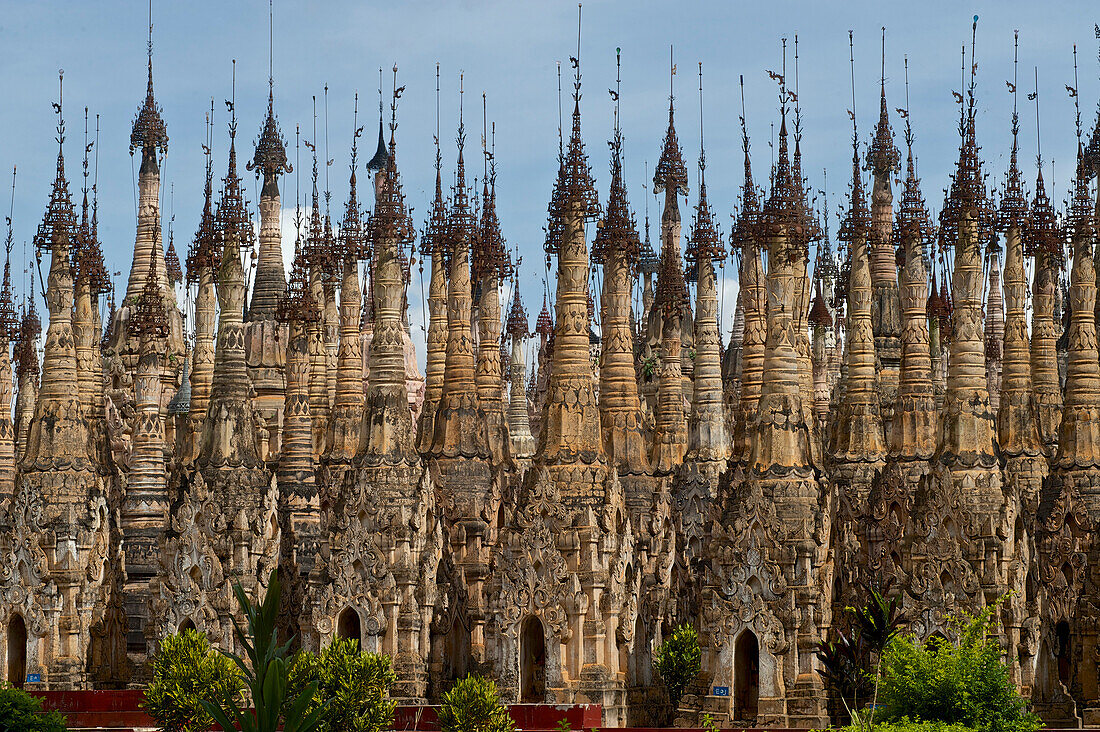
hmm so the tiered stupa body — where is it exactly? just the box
[244,83,291,456]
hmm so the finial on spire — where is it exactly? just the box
[215,61,254,258]
[0,168,17,342]
[1084,24,1100,174]
[558,13,600,223]
[839,32,870,249]
[130,0,168,158]
[730,74,762,254]
[249,3,290,184]
[593,47,640,269]
[998,32,1027,231]
[653,46,688,197]
[686,60,724,271]
[35,70,76,255]
[867,26,900,177]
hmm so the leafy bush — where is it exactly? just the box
[144,629,244,732]
[437,674,515,732]
[817,585,906,730]
[286,637,396,732]
[839,718,981,732]
[0,685,68,732]
[200,569,326,732]
[879,605,1041,732]
[654,623,701,710]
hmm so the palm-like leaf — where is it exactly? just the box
[202,569,328,732]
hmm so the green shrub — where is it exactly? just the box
[286,637,396,732]
[200,569,326,732]
[818,586,907,730]
[839,717,980,732]
[144,629,244,732]
[437,674,515,732]
[654,623,700,710]
[0,685,68,732]
[879,605,1041,732]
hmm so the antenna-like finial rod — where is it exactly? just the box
[903,55,913,151]
[575,2,582,92]
[698,61,704,164]
[556,61,563,154]
[148,0,153,69]
[1072,44,1082,143]
[1034,66,1042,165]
[229,59,237,129]
[614,47,621,133]
[848,30,857,136]
[881,26,886,88]
[390,64,399,135]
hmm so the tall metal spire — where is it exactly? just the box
[653,46,689,198]
[248,0,291,190]
[130,0,168,161]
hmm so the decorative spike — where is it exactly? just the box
[129,2,168,159]
[592,131,640,267]
[186,109,220,280]
[34,72,76,256]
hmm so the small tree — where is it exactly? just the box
[144,629,244,732]
[879,603,1040,732]
[817,585,905,732]
[286,637,396,732]
[437,674,515,732]
[654,623,701,713]
[200,569,327,732]
[0,685,68,732]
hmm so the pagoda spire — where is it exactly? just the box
[0,172,17,501]
[1054,68,1100,472]
[890,65,936,459]
[126,244,170,557]
[277,124,320,501]
[536,26,606,472]
[1028,70,1063,455]
[686,61,728,464]
[359,72,418,463]
[506,270,536,460]
[866,27,903,438]
[125,0,170,301]
[731,75,765,463]
[325,96,367,465]
[417,63,449,454]
[196,66,265,473]
[247,0,291,319]
[18,75,107,684]
[937,19,996,466]
[73,109,109,469]
[752,51,816,472]
[592,48,648,474]
[431,76,491,460]
[23,70,94,473]
[185,104,219,462]
[830,37,886,464]
[651,49,689,473]
[13,281,40,463]
[472,99,511,466]
[996,34,1040,458]
[789,35,822,464]
[305,99,330,456]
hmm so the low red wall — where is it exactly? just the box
[395,703,600,730]
[31,691,602,731]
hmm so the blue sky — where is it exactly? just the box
[0,0,1096,362]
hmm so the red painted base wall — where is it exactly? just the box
[30,691,603,731]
